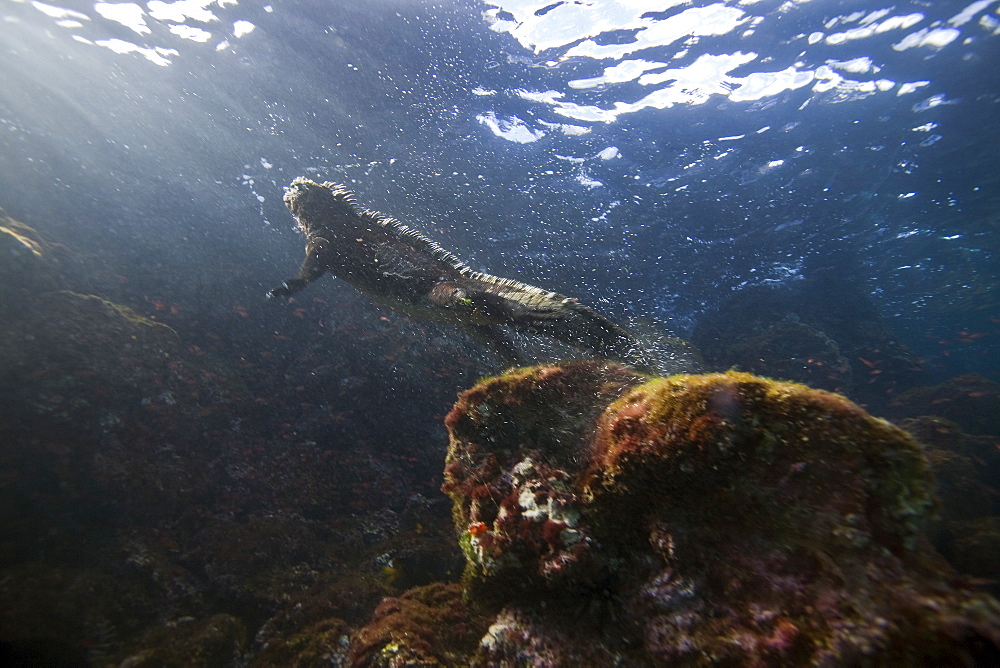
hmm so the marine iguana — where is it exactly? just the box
[267,177,659,370]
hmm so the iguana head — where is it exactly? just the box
[283,177,358,235]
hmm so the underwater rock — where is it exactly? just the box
[0,288,182,565]
[898,415,1000,586]
[429,362,1000,665]
[0,561,164,666]
[899,414,1000,476]
[924,444,996,524]
[253,618,353,667]
[0,283,256,563]
[901,415,999,519]
[0,290,179,412]
[0,212,65,318]
[890,374,1000,437]
[184,515,336,612]
[347,583,489,667]
[473,605,623,666]
[115,614,247,667]
[701,319,854,393]
[441,361,646,604]
[0,288,452,662]
[948,517,1000,589]
[0,220,472,662]
[584,371,998,665]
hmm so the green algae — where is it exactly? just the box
[0,220,45,257]
[56,290,178,336]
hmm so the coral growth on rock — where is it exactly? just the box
[584,370,996,665]
[441,362,646,604]
[253,618,353,667]
[411,362,1000,665]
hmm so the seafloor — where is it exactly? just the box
[2,215,998,665]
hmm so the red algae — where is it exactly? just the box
[347,583,488,667]
[586,372,934,556]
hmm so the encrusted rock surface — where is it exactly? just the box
[0,214,463,665]
[360,361,1000,666]
[4,214,998,665]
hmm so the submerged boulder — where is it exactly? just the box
[356,362,1000,666]
[581,370,996,665]
[441,362,647,604]
[889,374,1000,437]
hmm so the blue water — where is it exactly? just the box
[2,0,996,380]
[0,0,998,661]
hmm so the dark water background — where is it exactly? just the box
[1,0,998,662]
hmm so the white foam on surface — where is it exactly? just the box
[30,1,88,21]
[233,19,254,38]
[477,112,546,143]
[94,2,149,35]
[169,23,212,42]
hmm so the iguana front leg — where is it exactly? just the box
[267,237,330,300]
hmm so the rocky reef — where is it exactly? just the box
[0,214,464,665]
[888,375,1000,592]
[3,212,999,665]
[352,361,1000,665]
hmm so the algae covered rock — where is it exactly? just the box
[585,371,933,555]
[427,362,1000,666]
[348,582,488,667]
[253,617,353,667]
[889,374,1000,437]
[584,371,995,665]
[115,614,247,667]
[441,361,646,603]
[948,516,1000,586]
